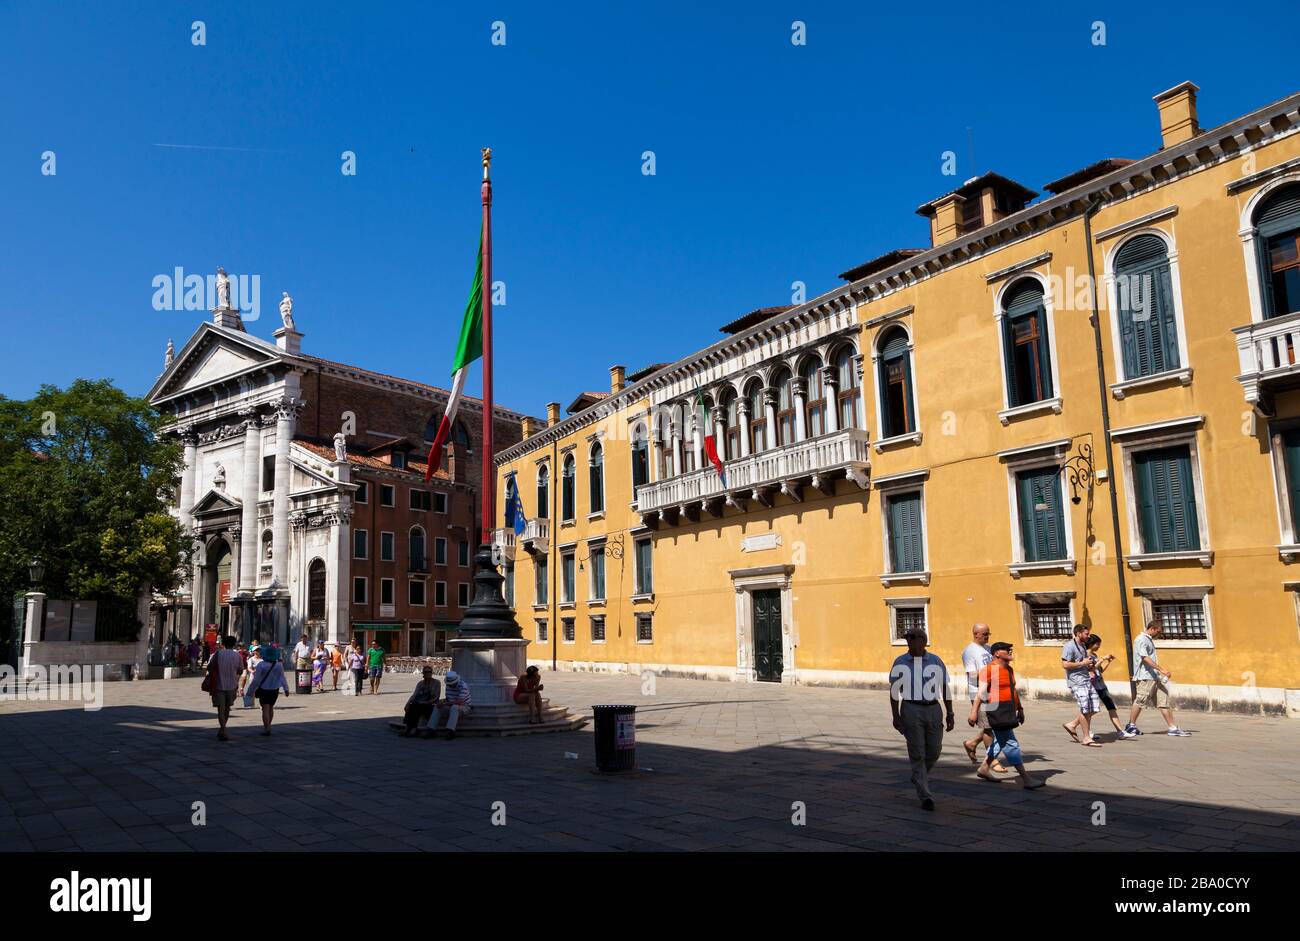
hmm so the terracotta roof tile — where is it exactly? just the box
[295,438,451,481]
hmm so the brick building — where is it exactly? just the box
[147,294,533,656]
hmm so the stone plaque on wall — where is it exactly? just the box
[741,533,782,553]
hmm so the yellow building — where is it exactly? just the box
[494,81,1300,716]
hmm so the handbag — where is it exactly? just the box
[986,664,1019,730]
[200,655,216,693]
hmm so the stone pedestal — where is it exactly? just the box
[449,636,529,708]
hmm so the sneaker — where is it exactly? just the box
[1117,730,1137,740]
[1124,724,1143,736]
[920,798,935,812]
[1166,727,1192,736]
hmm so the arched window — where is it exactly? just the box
[589,441,605,513]
[1254,183,1300,319]
[1114,234,1180,378]
[678,402,696,472]
[1000,279,1053,407]
[834,348,861,430]
[453,420,471,448]
[307,559,327,622]
[409,526,426,571]
[261,530,273,563]
[772,368,794,445]
[632,424,650,492]
[721,389,740,459]
[746,381,766,454]
[801,357,826,438]
[561,454,576,521]
[654,411,671,479]
[536,464,549,520]
[424,415,438,442]
[878,327,915,438]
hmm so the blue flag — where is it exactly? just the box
[504,473,527,536]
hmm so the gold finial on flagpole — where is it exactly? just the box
[481,147,492,179]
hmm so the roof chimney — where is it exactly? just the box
[929,194,964,247]
[545,402,561,427]
[609,365,626,394]
[1154,81,1200,149]
[521,415,537,439]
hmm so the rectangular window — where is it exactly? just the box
[590,616,605,642]
[590,546,606,600]
[355,481,368,504]
[562,552,576,603]
[535,559,548,606]
[392,451,406,470]
[352,577,367,605]
[635,537,653,594]
[885,491,924,573]
[353,529,368,560]
[458,582,470,607]
[458,541,469,567]
[434,492,449,514]
[504,562,514,607]
[1278,427,1300,541]
[380,531,395,562]
[434,581,447,606]
[433,630,448,654]
[537,619,548,642]
[562,617,575,643]
[261,455,276,493]
[1006,312,1052,405]
[434,538,448,566]
[380,484,395,507]
[409,489,430,511]
[636,613,653,643]
[1151,599,1209,641]
[1026,602,1073,642]
[891,606,927,643]
[884,358,913,437]
[1133,445,1200,553]
[380,578,394,606]
[409,580,425,606]
[1267,230,1300,318]
[1015,468,1066,562]
[409,626,425,656]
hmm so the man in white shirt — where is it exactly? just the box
[208,636,244,741]
[1126,620,1190,737]
[959,623,1009,773]
[293,633,312,671]
[888,627,954,811]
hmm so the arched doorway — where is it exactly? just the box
[203,538,234,639]
[306,558,327,639]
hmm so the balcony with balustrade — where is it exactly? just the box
[490,528,516,564]
[1235,311,1300,412]
[635,427,871,527]
[514,517,550,555]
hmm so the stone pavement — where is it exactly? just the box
[1,669,1297,852]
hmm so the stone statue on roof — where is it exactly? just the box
[333,432,347,463]
[215,267,231,309]
[164,338,174,369]
[279,292,295,330]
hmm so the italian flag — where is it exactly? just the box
[425,232,484,481]
[697,389,726,486]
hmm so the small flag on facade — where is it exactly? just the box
[504,471,527,536]
[424,231,485,482]
[696,388,727,487]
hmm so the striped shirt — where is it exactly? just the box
[445,681,471,706]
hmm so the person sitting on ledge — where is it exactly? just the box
[513,666,544,724]
[401,666,442,737]
[434,671,472,740]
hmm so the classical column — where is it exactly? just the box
[650,429,663,482]
[178,427,198,528]
[821,366,840,434]
[711,406,727,461]
[738,399,752,457]
[238,410,261,594]
[691,411,703,470]
[322,506,352,646]
[853,353,868,431]
[670,419,683,477]
[792,377,808,442]
[763,387,779,450]
[270,400,301,589]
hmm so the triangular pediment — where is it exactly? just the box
[148,323,288,404]
[191,487,242,517]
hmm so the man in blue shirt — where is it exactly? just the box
[889,627,954,811]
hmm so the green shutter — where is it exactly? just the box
[1283,429,1300,538]
[1135,446,1199,552]
[889,492,923,572]
[1015,471,1038,560]
[1256,186,1300,317]
[1134,451,1161,552]
[1116,235,1180,377]
[1002,280,1048,405]
[1017,469,1065,562]
[1002,316,1020,405]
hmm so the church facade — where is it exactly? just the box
[147,293,530,653]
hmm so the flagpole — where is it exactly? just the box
[480,147,494,542]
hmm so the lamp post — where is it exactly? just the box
[1061,442,1094,506]
[28,558,44,588]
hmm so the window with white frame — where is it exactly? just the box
[1117,421,1210,562]
[562,617,575,643]
[458,582,470,607]
[1109,232,1184,380]
[886,599,928,644]
[536,618,548,642]
[1013,466,1068,562]
[380,578,394,606]
[434,492,449,514]
[876,327,917,439]
[354,481,368,504]
[353,529,368,560]
[1017,593,1075,644]
[634,537,653,595]
[589,441,604,514]
[535,558,548,606]
[434,537,448,566]
[409,489,431,511]
[883,489,925,574]
[380,484,395,507]
[590,615,605,643]
[561,550,576,604]
[409,580,425,606]
[636,612,653,643]
[589,544,606,601]
[457,540,469,567]
[997,278,1056,408]
[352,577,367,605]
[1269,423,1300,547]
[380,531,394,562]
[1247,181,1300,320]
[434,581,447,607]
[1134,587,1213,645]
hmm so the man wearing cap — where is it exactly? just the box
[888,626,954,811]
[400,666,442,737]
[434,671,472,740]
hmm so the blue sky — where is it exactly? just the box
[3,0,1298,419]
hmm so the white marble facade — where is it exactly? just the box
[148,305,353,647]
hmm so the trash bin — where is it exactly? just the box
[296,667,312,694]
[592,704,636,772]
[120,663,133,682]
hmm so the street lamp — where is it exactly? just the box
[1061,442,1094,506]
[28,558,44,588]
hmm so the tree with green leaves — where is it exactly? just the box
[0,379,189,645]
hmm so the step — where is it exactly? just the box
[387,715,587,738]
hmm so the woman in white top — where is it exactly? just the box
[246,645,291,735]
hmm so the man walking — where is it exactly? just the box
[1061,624,1102,747]
[208,635,244,741]
[293,633,312,672]
[1126,620,1191,737]
[888,626,954,811]
[366,639,386,695]
[960,623,1009,773]
[969,642,1045,789]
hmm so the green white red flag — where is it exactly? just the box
[424,231,484,482]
